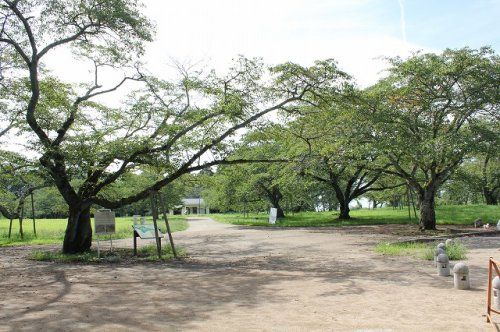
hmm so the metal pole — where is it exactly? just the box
[31,192,36,237]
[150,191,162,259]
[159,191,178,259]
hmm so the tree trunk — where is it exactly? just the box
[417,189,437,230]
[338,202,350,220]
[275,205,285,218]
[265,185,285,218]
[63,206,92,254]
[483,188,498,205]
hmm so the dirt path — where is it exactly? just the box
[0,217,499,331]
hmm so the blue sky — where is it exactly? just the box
[386,0,499,50]
[46,0,500,87]
[140,0,499,85]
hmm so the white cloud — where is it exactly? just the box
[139,0,426,87]
[41,0,428,95]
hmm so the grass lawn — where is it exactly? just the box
[0,215,188,247]
[209,204,500,227]
[30,244,186,263]
[375,241,468,260]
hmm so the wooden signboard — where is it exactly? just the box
[94,209,116,235]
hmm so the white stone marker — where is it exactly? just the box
[497,220,500,231]
[494,276,500,310]
[452,262,470,290]
[434,248,446,267]
[445,239,453,247]
[437,253,450,276]
[269,208,277,224]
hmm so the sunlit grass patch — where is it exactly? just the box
[0,216,188,247]
[376,241,467,261]
[29,244,185,263]
[209,205,500,228]
[375,242,430,258]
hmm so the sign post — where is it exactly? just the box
[269,207,278,224]
[94,209,116,258]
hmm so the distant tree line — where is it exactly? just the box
[0,0,497,253]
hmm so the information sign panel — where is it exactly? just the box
[94,209,116,235]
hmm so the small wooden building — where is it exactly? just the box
[170,198,209,215]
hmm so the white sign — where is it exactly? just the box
[269,208,277,224]
[94,209,116,235]
[133,215,141,225]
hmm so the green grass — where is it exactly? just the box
[210,204,500,228]
[0,216,188,247]
[375,241,468,260]
[30,244,186,263]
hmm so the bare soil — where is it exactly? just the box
[1,217,499,331]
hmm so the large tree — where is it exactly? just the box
[283,101,398,220]
[0,1,347,252]
[203,132,317,218]
[0,150,47,228]
[369,47,499,230]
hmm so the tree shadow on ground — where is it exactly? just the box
[1,232,497,330]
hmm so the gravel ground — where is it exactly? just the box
[0,217,499,331]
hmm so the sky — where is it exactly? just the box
[133,0,500,87]
[39,0,500,97]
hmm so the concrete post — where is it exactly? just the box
[434,247,446,267]
[437,253,450,277]
[493,276,500,310]
[452,262,470,290]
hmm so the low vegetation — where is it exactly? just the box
[0,216,187,247]
[209,205,500,228]
[376,241,468,261]
[30,244,184,263]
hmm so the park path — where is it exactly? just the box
[0,217,499,331]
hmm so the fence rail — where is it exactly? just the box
[487,257,500,324]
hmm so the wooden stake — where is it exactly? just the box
[410,188,418,219]
[487,257,493,323]
[406,188,412,223]
[19,204,24,239]
[149,191,162,259]
[8,218,12,238]
[158,191,178,259]
[31,192,36,237]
